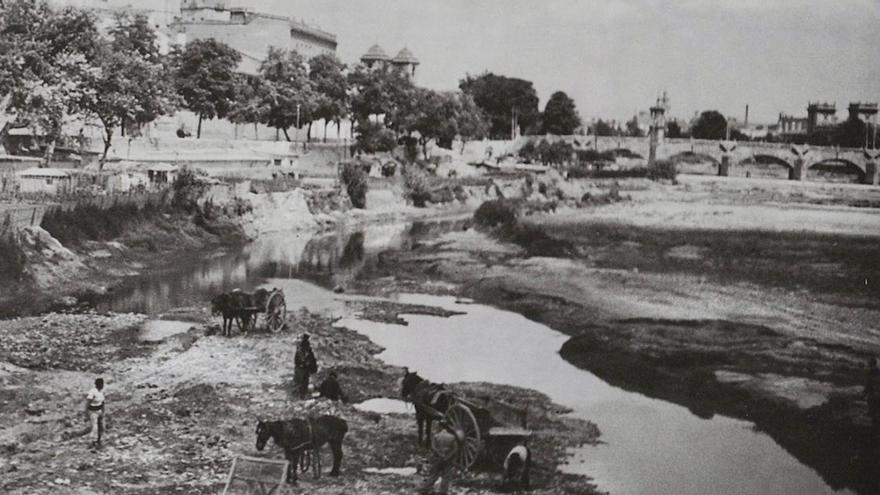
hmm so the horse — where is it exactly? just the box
[400,369,452,447]
[210,293,238,337]
[210,288,272,336]
[255,415,348,483]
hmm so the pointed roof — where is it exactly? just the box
[361,44,390,62]
[392,47,419,65]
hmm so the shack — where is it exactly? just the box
[147,163,178,185]
[17,167,73,195]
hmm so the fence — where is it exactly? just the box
[0,189,172,235]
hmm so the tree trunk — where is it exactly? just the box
[282,127,291,142]
[324,121,328,143]
[307,121,313,143]
[254,122,259,140]
[43,138,56,167]
[101,126,114,170]
[422,138,429,161]
[197,114,203,139]
[121,118,126,137]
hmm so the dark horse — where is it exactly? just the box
[255,415,347,483]
[211,288,270,336]
[401,369,451,447]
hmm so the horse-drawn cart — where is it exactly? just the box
[212,288,287,336]
[405,374,531,471]
[244,288,287,333]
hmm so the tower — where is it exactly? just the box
[391,47,420,80]
[360,44,390,69]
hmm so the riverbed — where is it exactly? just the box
[74,217,866,495]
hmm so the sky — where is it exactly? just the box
[245,0,879,124]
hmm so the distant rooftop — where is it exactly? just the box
[361,44,390,62]
[392,47,419,65]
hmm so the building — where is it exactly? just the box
[806,102,838,136]
[17,168,74,195]
[360,44,420,80]
[172,0,337,74]
[777,114,808,138]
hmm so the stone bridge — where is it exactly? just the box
[586,136,879,185]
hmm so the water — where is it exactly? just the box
[87,219,467,315]
[354,398,413,415]
[339,294,850,495]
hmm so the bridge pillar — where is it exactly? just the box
[790,158,806,181]
[865,160,879,185]
[718,155,730,176]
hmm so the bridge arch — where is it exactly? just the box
[666,151,719,175]
[807,159,865,183]
[736,154,792,179]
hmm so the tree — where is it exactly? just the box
[173,38,241,138]
[625,117,644,137]
[667,120,683,139]
[541,91,581,135]
[834,117,869,148]
[108,13,160,63]
[84,15,176,164]
[455,93,489,153]
[308,54,349,141]
[398,89,488,159]
[348,63,414,127]
[594,119,616,136]
[228,73,266,138]
[256,47,315,141]
[0,1,102,164]
[691,110,728,140]
[460,72,540,139]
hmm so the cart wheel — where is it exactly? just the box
[266,293,287,333]
[432,402,481,470]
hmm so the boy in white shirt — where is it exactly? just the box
[84,378,105,447]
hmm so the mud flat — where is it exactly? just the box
[0,294,599,494]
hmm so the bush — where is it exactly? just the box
[403,166,432,207]
[0,232,25,281]
[474,199,520,229]
[340,161,369,209]
[648,159,678,181]
[172,168,209,212]
[354,120,397,154]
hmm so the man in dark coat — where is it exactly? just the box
[319,371,348,402]
[294,334,318,399]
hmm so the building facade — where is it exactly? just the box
[172,1,337,74]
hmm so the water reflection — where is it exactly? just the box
[93,219,466,315]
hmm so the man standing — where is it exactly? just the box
[294,334,318,399]
[84,377,105,447]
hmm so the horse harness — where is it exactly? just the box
[290,417,321,478]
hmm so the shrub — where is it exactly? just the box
[473,199,520,229]
[0,232,25,281]
[518,140,538,164]
[340,161,369,209]
[648,159,678,181]
[172,168,209,212]
[403,166,432,207]
[354,120,397,154]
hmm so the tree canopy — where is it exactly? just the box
[172,38,241,138]
[690,110,728,140]
[541,91,581,135]
[255,47,314,141]
[309,54,349,141]
[0,1,102,162]
[459,72,539,139]
[348,64,414,127]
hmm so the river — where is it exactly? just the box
[82,220,851,494]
